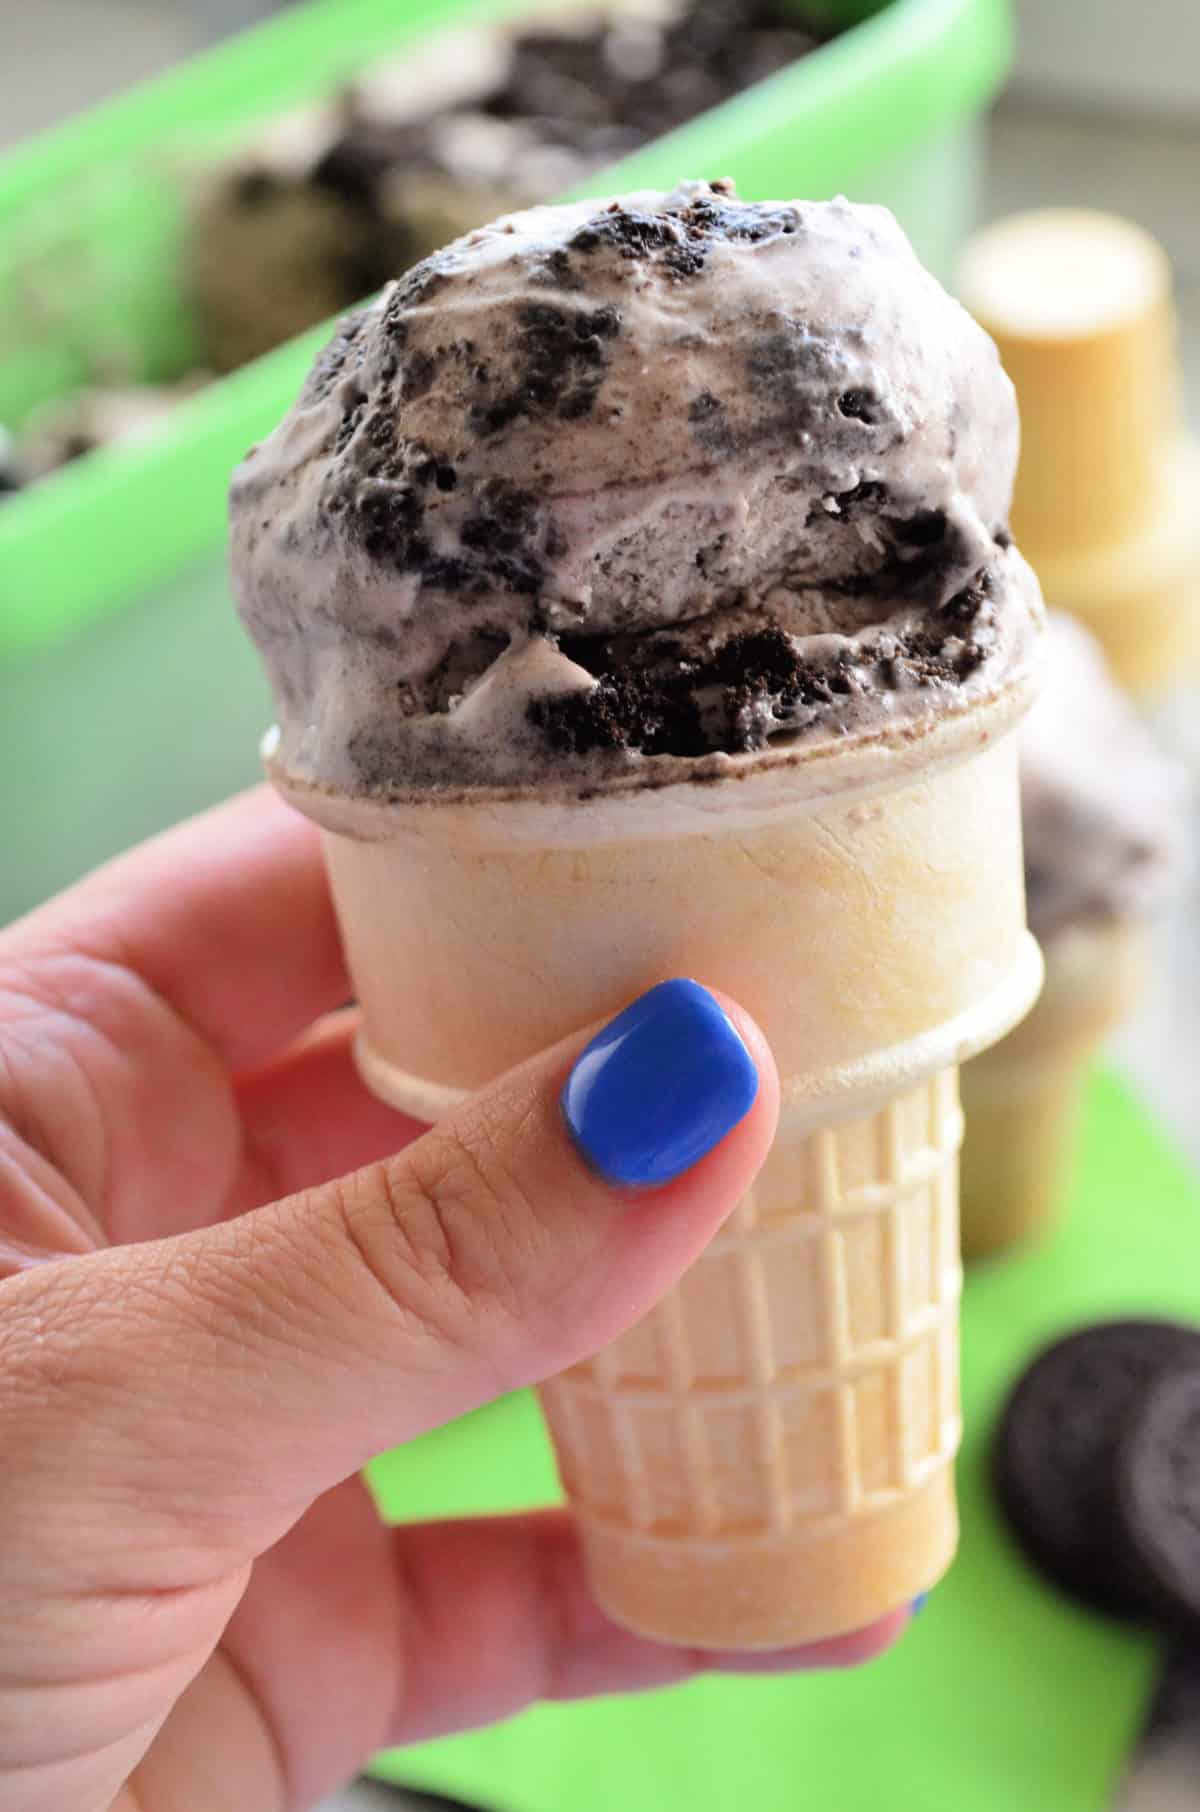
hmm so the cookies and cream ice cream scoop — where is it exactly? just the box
[232,180,1041,797]
[961,614,1184,1261]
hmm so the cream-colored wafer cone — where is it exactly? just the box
[268,682,1042,1648]
[958,211,1200,696]
[1020,439,1200,697]
[961,919,1146,1262]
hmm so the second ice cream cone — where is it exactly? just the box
[958,210,1200,696]
[541,1068,963,1647]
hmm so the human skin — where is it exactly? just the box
[0,788,904,1812]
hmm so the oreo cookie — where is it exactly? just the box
[993,1320,1200,1617]
[1117,1366,1200,1633]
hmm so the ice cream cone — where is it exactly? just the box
[960,920,1146,1262]
[231,182,1047,1646]
[268,682,1041,1648]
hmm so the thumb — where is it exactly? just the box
[1,980,777,1554]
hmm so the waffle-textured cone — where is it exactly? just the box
[958,210,1200,696]
[540,1069,962,1647]
[269,685,1040,1647]
[961,921,1145,1261]
[1020,439,1200,696]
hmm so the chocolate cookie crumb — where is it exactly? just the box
[469,302,621,435]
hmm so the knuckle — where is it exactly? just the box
[334,1113,550,1358]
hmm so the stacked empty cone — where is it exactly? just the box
[540,1070,963,1646]
[958,210,1200,695]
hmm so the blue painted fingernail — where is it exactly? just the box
[911,1594,929,1616]
[562,979,759,1188]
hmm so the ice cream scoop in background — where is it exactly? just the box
[232,182,1045,1649]
[961,614,1186,1262]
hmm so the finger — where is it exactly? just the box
[0,983,777,1565]
[385,1509,909,1746]
[232,1013,424,1213]
[6,787,348,1073]
[157,1493,907,1812]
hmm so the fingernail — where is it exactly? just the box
[562,979,759,1188]
[911,1593,929,1616]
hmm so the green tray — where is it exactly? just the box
[364,1068,1197,1811]
[0,0,1011,659]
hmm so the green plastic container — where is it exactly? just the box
[0,0,1012,920]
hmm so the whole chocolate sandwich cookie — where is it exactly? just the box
[994,1320,1200,1618]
